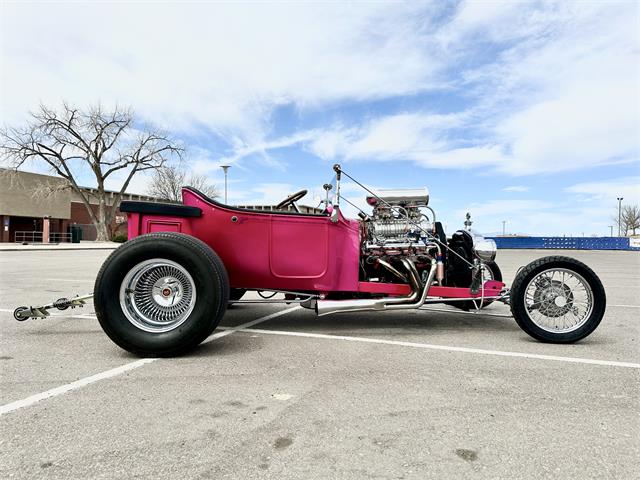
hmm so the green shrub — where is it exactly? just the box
[112,234,128,243]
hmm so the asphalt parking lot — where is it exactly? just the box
[1,248,638,479]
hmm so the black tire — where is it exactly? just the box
[13,307,29,322]
[510,256,606,343]
[94,232,229,357]
[449,261,503,311]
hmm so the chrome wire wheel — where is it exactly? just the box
[523,268,594,334]
[119,258,196,333]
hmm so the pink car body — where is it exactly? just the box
[125,187,503,300]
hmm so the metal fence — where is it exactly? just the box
[488,236,640,251]
[14,231,72,244]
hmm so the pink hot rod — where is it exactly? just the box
[14,165,606,356]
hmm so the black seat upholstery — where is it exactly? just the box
[183,186,326,217]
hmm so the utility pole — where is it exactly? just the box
[617,197,624,236]
[609,225,613,237]
[502,220,506,236]
[221,165,231,204]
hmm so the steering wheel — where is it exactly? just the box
[276,189,308,213]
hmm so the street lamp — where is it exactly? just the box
[617,197,624,236]
[609,225,614,237]
[221,165,231,204]
[502,220,506,236]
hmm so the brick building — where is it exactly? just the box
[0,169,167,243]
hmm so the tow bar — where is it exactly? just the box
[13,294,94,321]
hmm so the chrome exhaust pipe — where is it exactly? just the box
[316,259,436,316]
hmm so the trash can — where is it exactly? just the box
[69,225,83,243]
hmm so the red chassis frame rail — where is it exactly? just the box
[357,280,505,298]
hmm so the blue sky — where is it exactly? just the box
[2,1,639,236]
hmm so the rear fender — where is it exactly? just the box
[120,201,201,238]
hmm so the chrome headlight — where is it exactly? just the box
[472,236,497,263]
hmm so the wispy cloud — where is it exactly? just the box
[565,177,640,204]
[1,2,444,140]
[503,186,530,193]
[301,2,638,176]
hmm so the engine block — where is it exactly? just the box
[365,187,434,249]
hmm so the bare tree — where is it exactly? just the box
[621,204,640,236]
[147,165,220,202]
[0,103,182,241]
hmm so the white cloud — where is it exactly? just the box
[502,186,530,192]
[1,2,443,141]
[565,177,640,204]
[306,112,483,168]
[302,2,639,176]
[452,175,640,236]
[453,199,615,237]
[2,1,637,181]
[475,4,639,175]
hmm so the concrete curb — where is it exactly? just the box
[0,243,119,252]
[0,248,119,252]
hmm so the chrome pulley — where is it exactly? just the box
[119,258,196,333]
[524,268,593,333]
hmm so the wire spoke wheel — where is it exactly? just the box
[119,258,197,333]
[510,256,605,343]
[524,268,593,333]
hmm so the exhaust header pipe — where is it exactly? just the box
[316,258,436,316]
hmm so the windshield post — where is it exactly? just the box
[331,164,341,222]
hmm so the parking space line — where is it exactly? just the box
[202,306,300,343]
[0,308,97,320]
[238,328,640,369]
[0,359,154,416]
[0,306,300,416]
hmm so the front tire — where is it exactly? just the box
[510,256,605,343]
[94,232,229,357]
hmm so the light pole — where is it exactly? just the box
[502,220,506,236]
[609,225,614,237]
[221,165,231,204]
[617,197,624,236]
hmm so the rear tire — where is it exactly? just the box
[94,232,229,357]
[510,256,605,343]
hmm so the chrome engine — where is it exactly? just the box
[365,188,434,249]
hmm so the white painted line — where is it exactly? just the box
[0,359,155,416]
[0,307,300,416]
[239,328,640,369]
[202,306,300,343]
[609,304,640,308]
[0,308,97,320]
[40,278,96,282]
